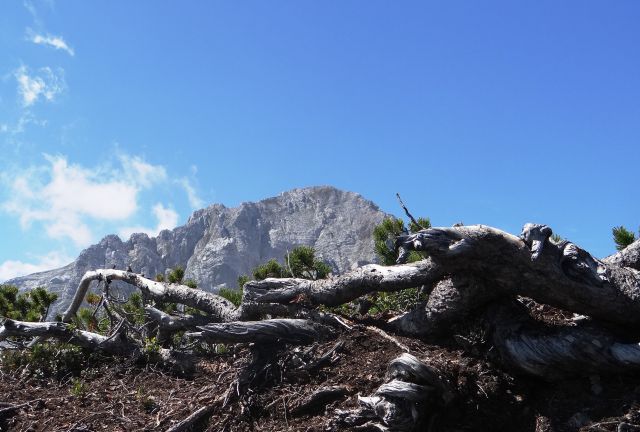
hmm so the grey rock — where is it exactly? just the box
[7,186,388,314]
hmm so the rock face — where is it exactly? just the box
[7,186,388,313]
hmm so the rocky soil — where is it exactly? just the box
[1,304,639,432]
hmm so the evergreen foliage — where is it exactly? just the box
[0,285,58,321]
[218,287,243,307]
[122,292,146,325]
[253,259,285,280]
[252,246,332,281]
[373,217,431,266]
[369,215,431,313]
[218,275,249,307]
[0,343,95,379]
[613,226,637,251]
[285,246,332,280]
[167,266,185,284]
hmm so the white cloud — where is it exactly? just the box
[1,112,48,135]
[0,250,72,282]
[153,203,179,231]
[178,177,204,209]
[28,29,75,56]
[14,65,65,107]
[119,203,179,239]
[1,154,168,247]
[119,155,167,188]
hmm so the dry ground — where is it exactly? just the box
[1,310,640,432]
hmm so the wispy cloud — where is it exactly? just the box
[119,154,167,188]
[119,203,179,239]
[178,177,204,209]
[0,250,72,282]
[23,0,42,26]
[1,154,168,247]
[0,112,47,135]
[27,29,75,56]
[14,65,65,107]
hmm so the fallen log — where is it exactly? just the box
[490,301,640,379]
[246,224,640,332]
[187,319,330,345]
[0,319,136,356]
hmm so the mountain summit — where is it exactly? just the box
[7,186,388,312]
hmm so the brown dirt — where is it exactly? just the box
[1,317,639,432]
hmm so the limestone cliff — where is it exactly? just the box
[7,186,388,312]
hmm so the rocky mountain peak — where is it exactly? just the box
[6,186,388,313]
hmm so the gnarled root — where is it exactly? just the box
[333,353,454,431]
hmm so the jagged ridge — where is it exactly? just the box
[7,186,388,313]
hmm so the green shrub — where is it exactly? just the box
[168,266,185,284]
[368,288,427,315]
[136,387,156,412]
[77,307,98,331]
[70,377,87,398]
[253,259,284,280]
[613,226,637,251]
[183,279,197,288]
[219,287,242,307]
[373,217,430,265]
[0,343,97,379]
[142,337,161,362]
[122,292,146,325]
[0,285,58,321]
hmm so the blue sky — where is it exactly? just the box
[1,1,639,280]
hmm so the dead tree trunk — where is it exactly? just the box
[5,222,640,383]
[62,269,239,323]
[245,225,640,330]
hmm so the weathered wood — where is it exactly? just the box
[490,302,640,379]
[0,319,137,355]
[390,276,493,336]
[393,224,640,328]
[304,340,344,372]
[245,224,640,332]
[188,319,330,344]
[243,259,443,307]
[603,238,640,270]
[290,386,349,416]
[357,380,433,430]
[144,306,217,343]
[62,270,239,324]
[0,400,41,420]
[387,353,456,405]
[164,404,216,432]
[334,354,443,431]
